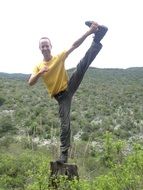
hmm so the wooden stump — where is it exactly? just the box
[49,161,79,188]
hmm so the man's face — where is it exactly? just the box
[39,38,52,57]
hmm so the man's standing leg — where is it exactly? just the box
[55,93,72,163]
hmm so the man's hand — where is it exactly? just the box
[28,66,49,86]
[88,21,99,34]
[65,21,99,57]
[39,66,49,76]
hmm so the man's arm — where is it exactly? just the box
[65,22,98,57]
[28,66,49,86]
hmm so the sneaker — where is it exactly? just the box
[56,151,68,164]
[85,21,108,43]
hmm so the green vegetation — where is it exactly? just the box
[0,67,143,189]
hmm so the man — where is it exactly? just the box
[28,21,108,163]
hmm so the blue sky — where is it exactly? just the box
[0,0,142,73]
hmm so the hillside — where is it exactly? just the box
[0,67,143,140]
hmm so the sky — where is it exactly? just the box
[0,0,142,74]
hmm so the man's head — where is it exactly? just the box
[39,37,52,59]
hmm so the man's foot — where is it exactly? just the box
[56,151,68,164]
[56,158,67,164]
[85,21,108,43]
[94,25,108,43]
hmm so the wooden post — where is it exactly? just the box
[49,161,79,188]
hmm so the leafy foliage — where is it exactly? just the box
[0,134,143,189]
[0,67,143,189]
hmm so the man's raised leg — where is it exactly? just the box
[68,22,108,96]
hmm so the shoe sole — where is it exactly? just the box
[85,21,93,27]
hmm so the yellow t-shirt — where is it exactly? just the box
[33,51,68,96]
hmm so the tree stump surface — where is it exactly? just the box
[49,161,79,188]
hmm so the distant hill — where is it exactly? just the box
[0,72,30,80]
[0,67,143,79]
